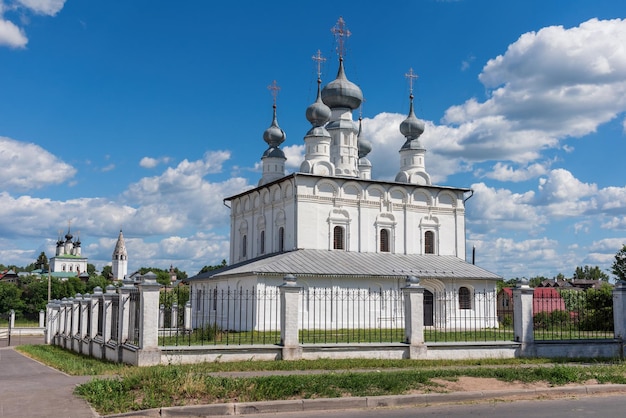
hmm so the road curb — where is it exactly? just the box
[104,384,626,417]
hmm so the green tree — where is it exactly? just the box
[497,278,518,292]
[612,245,626,282]
[87,263,97,277]
[0,282,25,317]
[86,275,110,293]
[21,277,49,318]
[573,265,609,281]
[580,283,613,331]
[198,259,227,275]
[101,265,113,280]
[35,252,49,271]
[529,276,548,288]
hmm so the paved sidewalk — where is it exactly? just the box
[0,345,96,418]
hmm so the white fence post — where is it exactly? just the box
[39,310,45,328]
[118,281,135,345]
[184,301,192,331]
[90,287,102,340]
[136,272,162,366]
[402,276,426,359]
[171,303,179,329]
[612,280,626,356]
[9,309,15,329]
[280,274,302,360]
[513,279,535,356]
[102,286,117,343]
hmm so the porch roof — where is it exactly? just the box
[188,249,501,282]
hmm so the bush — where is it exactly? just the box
[499,314,512,328]
[533,310,570,330]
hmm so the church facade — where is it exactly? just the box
[188,18,500,331]
[50,226,88,277]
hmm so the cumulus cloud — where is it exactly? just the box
[470,236,567,279]
[0,136,76,190]
[283,144,304,171]
[425,18,626,181]
[0,0,66,49]
[535,168,597,206]
[483,162,549,182]
[16,0,66,16]
[0,17,26,48]
[139,156,171,169]
[466,182,541,235]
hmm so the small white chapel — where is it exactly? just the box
[188,18,501,330]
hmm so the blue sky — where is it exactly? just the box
[1,0,626,280]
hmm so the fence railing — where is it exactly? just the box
[426,290,512,342]
[300,287,405,344]
[533,288,614,340]
[161,286,517,346]
[46,275,626,365]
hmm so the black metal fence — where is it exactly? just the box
[161,286,281,346]
[426,289,511,342]
[299,287,405,344]
[159,284,616,348]
[128,287,141,346]
[533,287,614,340]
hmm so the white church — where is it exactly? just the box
[188,18,501,331]
[50,225,88,278]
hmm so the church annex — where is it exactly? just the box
[188,18,500,331]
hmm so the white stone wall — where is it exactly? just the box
[50,256,88,275]
[228,175,468,262]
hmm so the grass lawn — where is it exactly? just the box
[17,344,626,416]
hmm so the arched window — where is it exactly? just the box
[260,230,265,254]
[459,287,471,310]
[333,226,345,250]
[380,229,390,252]
[242,235,247,258]
[424,231,434,254]
[278,227,285,252]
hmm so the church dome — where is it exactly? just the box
[357,117,372,158]
[399,94,424,140]
[321,58,363,110]
[263,105,286,148]
[306,79,331,127]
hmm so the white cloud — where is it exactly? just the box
[602,217,626,230]
[0,17,26,48]
[590,238,626,254]
[466,182,541,235]
[430,18,626,180]
[283,144,304,171]
[535,168,597,205]
[139,156,171,169]
[470,236,566,279]
[0,136,76,190]
[484,162,549,182]
[0,0,67,49]
[16,0,65,16]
